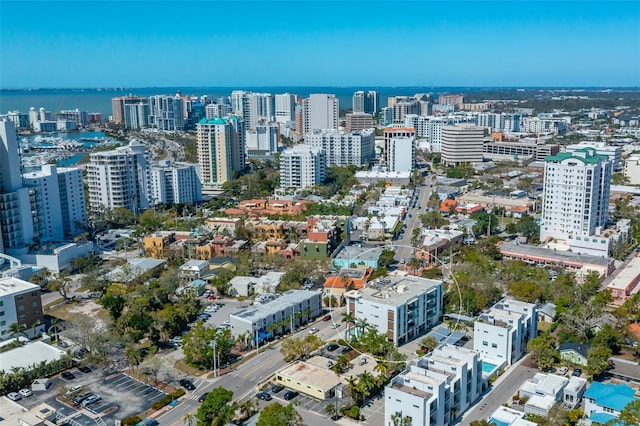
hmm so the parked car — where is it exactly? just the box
[326,343,339,352]
[82,394,102,407]
[73,392,93,405]
[180,379,196,390]
[255,392,272,401]
[558,366,568,375]
[270,384,285,393]
[359,358,368,366]
[61,371,76,380]
[198,392,209,403]
[78,366,92,373]
[340,347,351,355]
[19,388,33,397]
[283,390,299,401]
[572,368,582,377]
[7,392,21,401]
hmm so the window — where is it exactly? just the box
[482,341,488,346]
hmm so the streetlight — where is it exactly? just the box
[210,340,218,378]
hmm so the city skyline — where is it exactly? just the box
[1,0,639,89]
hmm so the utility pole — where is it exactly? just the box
[212,340,218,378]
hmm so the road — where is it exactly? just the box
[157,307,346,426]
[461,354,537,424]
[394,177,436,264]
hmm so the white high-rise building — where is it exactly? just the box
[275,93,296,124]
[388,136,415,173]
[149,162,202,205]
[205,103,232,120]
[246,123,280,153]
[279,144,326,189]
[305,129,375,168]
[244,93,274,130]
[302,94,339,135]
[196,116,245,187]
[0,121,34,252]
[124,101,150,129]
[22,165,87,241]
[441,125,484,166]
[385,345,482,426]
[392,100,420,124]
[352,91,379,115]
[564,142,621,171]
[87,140,150,213]
[148,94,185,131]
[624,156,640,185]
[474,298,537,366]
[540,148,612,244]
[231,90,248,115]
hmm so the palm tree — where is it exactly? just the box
[182,413,196,426]
[29,319,42,339]
[8,322,27,342]
[359,371,376,397]
[408,257,421,275]
[48,318,63,343]
[324,403,338,420]
[391,411,413,426]
[354,318,369,337]
[342,312,355,327]
[345,375,359,406]
[374,360,389,378]
[237,399,256,420]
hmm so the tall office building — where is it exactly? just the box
[245,93,274,130]
[246,123,280,153]
[205,103,232,120]
[540,148,612,243]
[279,145,326,189]
[196,117,245,187]
[22,165,87,241]
[388,137,415,173]
[305,129,375,168]
[148,94,185,131]
[302,94,339,135]
[87,140,150,213]
[352,90,379,115]
[275,93,296,124]
[124,101,150,129]
[0,121,34,252]
[392,100,421,124]
[441,125,484,166]
[384,127,416,166]
[111,95,148,124]
[345,113,374,132]
[149,162,202,205]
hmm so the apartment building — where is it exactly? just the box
[279,144,326,189]
[246,122,279,153]
[388,136,415,173]
[540,148,612,250]
[149,161,202,205]
[383,127,416,166]
[302,94,339,134]
[352,90,379,115]
[305,128,375,168]
[124,101,150,129]
[623,155,640,185]
[441,125,485,166]
[345,113,374,132]
[229,290,323,341]
[111,95,148,125]
[196,116,245,188]
[564,142,621,171]
[275,93,296,124]
[473,298,537,366]
[0,277,45,341]
[520,117,567,135]
[384,345,482,426]
[344,275,443,346]
[148,94,185,131]
[87,140,150,213]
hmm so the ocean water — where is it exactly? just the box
[0,86,479,117]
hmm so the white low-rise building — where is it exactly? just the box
[385,345,482,426]
[344,275,443,346]
[0,277,45,341]
[473,298,537,366]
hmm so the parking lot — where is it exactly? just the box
[16,367,167,423]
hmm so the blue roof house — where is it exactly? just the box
[584,382,638,425]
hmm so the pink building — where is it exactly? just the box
[606,256,640,306]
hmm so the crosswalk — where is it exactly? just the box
[184,379,207,400]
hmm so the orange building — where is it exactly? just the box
[323,267,372,296]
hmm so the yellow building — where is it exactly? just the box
[273,359,342,400]
[143,232,175,259]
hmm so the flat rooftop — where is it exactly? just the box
[346,276,441,306]
[278,360,342,391]
[500,242,613,267]
[334,246,383,262]
[607,256,640,290]
[231,290,320,322]
[0,341,66,372]
[0,276,40,297]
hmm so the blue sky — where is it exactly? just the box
[1,0,639,88]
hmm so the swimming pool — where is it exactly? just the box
[482,361,497,373]
[488,418,510,426]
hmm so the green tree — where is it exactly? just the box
[419,211,449,228]
[324,403,338,420]
[421,336,439,352]
[587,345,612,377]
[8,322,27,342]
[182,322,233,370]
[378,249,396,268]
[196,387,235,426]
[592,323,625,355]
[527,334,558,371]
[614,399,640,426]
[407,257,421,275]
[509,280,543,303]
[256,402,303,426]
[280,334,324,362]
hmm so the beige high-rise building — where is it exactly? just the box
[441,125,484,166]
[345,113,373,132]
[111,95,147,124]
[197,117,245,188]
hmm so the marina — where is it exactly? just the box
[19,131,119,168]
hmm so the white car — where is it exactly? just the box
[19,388,33,397]
[309,327,318,334]
[331,323,340,329]
[7,392,21,401]
[558,366,569,375]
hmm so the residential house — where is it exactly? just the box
[559,342,590,367]
[583,382,639,425]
